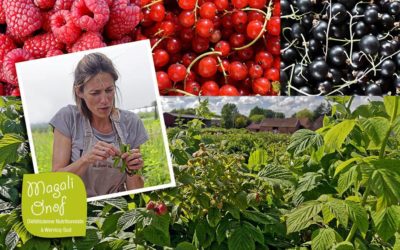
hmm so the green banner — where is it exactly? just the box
[22,172,87,237]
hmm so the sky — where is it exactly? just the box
[17,40,158,124]
[160,96,383,117]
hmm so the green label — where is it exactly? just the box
[22,172,87,237]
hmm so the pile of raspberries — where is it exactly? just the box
[0,0,141,96]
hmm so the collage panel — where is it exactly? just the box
[281,0,400,96]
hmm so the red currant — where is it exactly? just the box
[215,40,230,57]
[267,16,280,36]
[200,2,217,19]
[247,20,264,39]
[219,84,240,96]
[166,38,182,54]
[201,80,219,95]
[232,0,248,9]
[229,61,248,80]
[185,81,201,95]
[195,18,214,38]
[156,71,172,92]
[153,49,170,68]
[149,3,166,22]
[168,63,187,82]
[198,56,218,78]
[252,77,271,95]
[178,0,196,10]
[265,68,279,81]
[248,0,266,8]
[255,51,274,69]
[178,10,195,28]
[214,0,228,11]
[249,64,264,79]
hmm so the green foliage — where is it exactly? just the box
[249,114,265,123]
[294,108,314,120]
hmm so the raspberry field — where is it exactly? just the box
[1,96,400,249]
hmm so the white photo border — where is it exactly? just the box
[16,40,176,202]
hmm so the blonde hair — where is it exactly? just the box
[73,52,119,120]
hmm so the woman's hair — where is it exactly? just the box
[73,52,119,119]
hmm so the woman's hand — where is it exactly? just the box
[83,141,120,165]
[121,148,143,172]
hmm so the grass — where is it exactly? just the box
[31,117,171,188]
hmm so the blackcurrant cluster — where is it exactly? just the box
[280,0,400,96]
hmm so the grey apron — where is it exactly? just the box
[80,110,127,197]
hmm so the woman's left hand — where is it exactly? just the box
[121,148,143,171]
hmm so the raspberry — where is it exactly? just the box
[41,10,56,32]
[46,49,64,57]
[108,35,133,46]
[2,48,34,86]
[4,0,42,38]
[105,0,140,40]
[54,0,73,10]
[51,10,82,44]
[4,83,15,95]
[69,32,106,52]
[23,33,64,58]
[34,0,55,9]
[71,0,110,32]
[0,0,5,24]
[0,34,17,62]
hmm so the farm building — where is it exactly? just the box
[246,117,324,133]
[163,112,221,127]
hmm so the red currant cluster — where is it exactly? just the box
[139,0,280,96]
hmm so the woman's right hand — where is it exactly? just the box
[82,141,120,165]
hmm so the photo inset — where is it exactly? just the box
[17,40,175,201]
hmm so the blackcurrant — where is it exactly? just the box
[313,20,328,41]
[380,60,396,77]
[329,3,348,24]
[359,35,380,55]
[309,60,329,81]
[328,45,347,67]
[363,9,379,24]
[365,83,382,96]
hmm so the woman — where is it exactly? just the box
[50,52,149,198]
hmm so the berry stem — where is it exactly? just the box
[166,88,196,96]
[142,0,163,9]
[216,55,228,84]
[151,37,166,51]
[233,3,273,51]
[184,51,222,84]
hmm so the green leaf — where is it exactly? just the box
[171,149,190,165]
[384,96,400,119]
[142,214,170,247]
[311,228,342,250]
[325,198,348,228]
[0,134,25,171]
[332,242,354,250]
[74,228,100,250]
[117,210,148,231]
[393,232,400,250]
[103,197,128,211]
[207,207,221,228]
[345,201,368,237]
[175,242,197,250]
[242,210,279,225]
[360,117,391,150]
[242,221,264,245]
[228,226,255,250]
[369,167,400,211]
[258,164,295,187]
[372,205,400,241]
[334,157,362,177]
[94,239,128,250]
[102,212,123,237]
[20,238,51,250]
[288,129,324,156]
[286,200,323,233]
[337,165,360,195]
[324,120,356,153]
[247,149,268,171]
[216,218,231,244]
[5,230,19,250]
